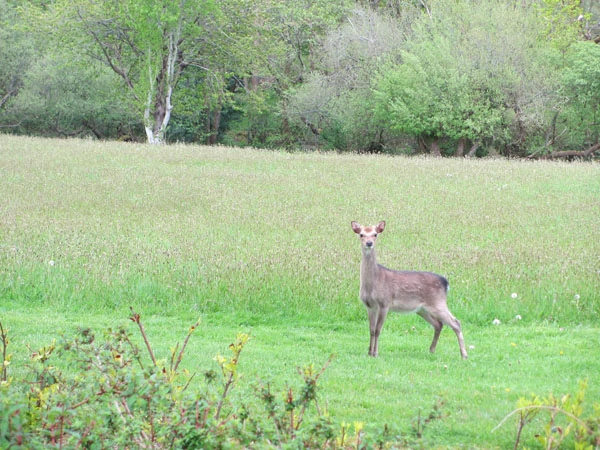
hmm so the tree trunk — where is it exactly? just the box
[467,141,480,157]
[145,95,170,144]
[143,31,179,145]
[208,106,222,145]
[512,103,527,155]
[430,138,442,157]
[300,116,320,136]
[456,138,465,157]
[418,136,428,153]
[532,142,600,159]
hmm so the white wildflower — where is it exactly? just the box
[492,318,501,325]
[511,293,518,299]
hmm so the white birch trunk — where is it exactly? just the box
[144,26,179,145]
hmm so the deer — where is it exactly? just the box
[351,221,468,359]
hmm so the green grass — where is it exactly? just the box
[1,134,599,447]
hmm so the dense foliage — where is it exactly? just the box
[1,0,599,155]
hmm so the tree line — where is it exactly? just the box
[1,0,599,157]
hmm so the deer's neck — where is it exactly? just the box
[360,248,379,293]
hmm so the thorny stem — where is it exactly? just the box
[59,413,64,450]
[121,330,146,371]
[297,354,334,427]
[170,342,180,372]
[180,371,197,393]
[146,396,156,444]
[0,321,8,382]
[172,319,200,373]
[415,409,422,438]
[287,388,295,436]
[513,412,528,450]
[129,307,157,366]
[215,371,235,421]
[70,398,91,410]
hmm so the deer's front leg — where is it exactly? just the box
[368,306,389,357]
[367,307,379,356]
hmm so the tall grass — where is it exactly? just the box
[1,135,598,327]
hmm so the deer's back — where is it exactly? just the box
[360,266,449,312]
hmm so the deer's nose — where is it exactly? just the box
[366,241,374,248]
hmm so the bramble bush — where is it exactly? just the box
[0,310,442,449]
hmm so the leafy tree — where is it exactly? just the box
[219,0,352,149]
[1,0,136,139]
[374,50,447,155]
[34,0,220,144]
[537,0,591,52]
[5,0,595,155]
[6,52,140,139]
[522,0,600,158]
[287,7,413,152]
[580,0,600,42]
[373,0,556,156]
[551,41,600,156]
[0,0,34,117]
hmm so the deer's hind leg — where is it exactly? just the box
[446,315,468,359]
[431,308,468,360]
[417,309,443,354]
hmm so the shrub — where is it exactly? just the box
[0,308,455,449]
[1,309,339,449]
[495,379,600,449]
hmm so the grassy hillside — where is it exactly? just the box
[1,135,598,324]
[1,135,599,447]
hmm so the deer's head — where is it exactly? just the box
[351,221,386,251]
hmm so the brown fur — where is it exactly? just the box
[351,221,468,359]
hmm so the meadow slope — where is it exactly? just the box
[1,135,599,447]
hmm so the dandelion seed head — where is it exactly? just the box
[515,315,522,320]
[48,260,55,266]
[511,293,518,299]
[492,318,501,325]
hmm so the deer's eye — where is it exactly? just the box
[360,233,365,238]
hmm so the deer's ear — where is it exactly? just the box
[351,221,362,234]
[376,221,386,233]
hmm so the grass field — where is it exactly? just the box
[1,134,599,448]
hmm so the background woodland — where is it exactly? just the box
[1,0,599,157]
